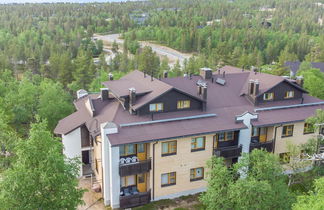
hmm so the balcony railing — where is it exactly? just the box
[120,190,151,209]
[214,145,242,159]
[119,158,151,177]
[249,140,274,152]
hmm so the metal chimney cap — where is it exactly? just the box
[129,87,136,92]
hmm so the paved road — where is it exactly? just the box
[94,33,192,67]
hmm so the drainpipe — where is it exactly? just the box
[152,141,158,201]
[273,124,282,153]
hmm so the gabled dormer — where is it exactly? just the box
[102,70,205,116]
[242,72,308,105]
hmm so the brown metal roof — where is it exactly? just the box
[55,66,324,146]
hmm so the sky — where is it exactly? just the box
[0,0,134,3]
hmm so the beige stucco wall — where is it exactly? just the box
[93,136,103,188]
[274,121,316,154]
[150,134,214,198]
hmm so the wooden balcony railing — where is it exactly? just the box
[249,140,274,152]
[214,145,242,159]
[120,190,151,209]
[119,158,151,177]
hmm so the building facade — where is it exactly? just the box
[55,66,324,209]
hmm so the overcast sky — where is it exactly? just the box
[1,0,132,3]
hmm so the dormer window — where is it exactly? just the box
[149,103,163,112]
[284,91,294,99]
[263,92,274,101]
[177,100,190,109]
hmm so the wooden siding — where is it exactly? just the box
[256,81,303,104]
[137,89,203,115]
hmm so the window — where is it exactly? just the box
[279,153,290,164]
[191,137,205,151]
[120,144,136,157]
[161,141,177,156]
[282,125,294,137]
[251,127,259,137]
[121,175,136,187]
[263,92,274,100]
[303,123,314,134]
[215,132,234,142]
[190,167,204,181]
[177,100,190,109]
[149,103,163,112]
[161,172,176,187]
[284,91,294,99]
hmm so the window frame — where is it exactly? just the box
[263,92,274,101]
[303,123,314,134]
[284,91,294,99]
[282,125,294,137]
[191,136,206,152]
[120,144,136,157]
[190,167,204,182]
[215,132,234,142]
[177,100,191,109]
[161,172,176,187]
[149,103,164,112]
[161,140,177,157]
[121,175,136,188]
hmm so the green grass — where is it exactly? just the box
[133,199,176,210]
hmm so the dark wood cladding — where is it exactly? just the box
[120,190,151,209]
[137,89,202,115]
[81,125,90,147]
[214,145,242,159]
[217,131,240,148]
[119,159,151,177]
[256,81,303,104]
[249,140,274,152]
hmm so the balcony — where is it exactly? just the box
[119,158,151,177]
[249,140,274,152]
[214,145,242,159]
[120,190,151,209]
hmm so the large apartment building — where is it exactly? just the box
[54,66,324,209]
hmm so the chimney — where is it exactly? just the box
[163,71,168,78]
[108,73,113,81]
[202,85,207,100]
[129,87,136,106]
[248,79,254,95]
[77,89,88,99]
[100,88,109,101]
[200,67,212,80]
[197,84,202,95]
[296,76,304,87]
[254,80,260,96]
[251,66,258,74]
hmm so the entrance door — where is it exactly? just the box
[82,150,90,164]
[137,144,146,161]
[137,173,146,193]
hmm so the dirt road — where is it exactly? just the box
[94,33,192,67]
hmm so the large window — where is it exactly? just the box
[121,175,136,187]
[217,132,234,142]
[191,136,205,151]
[161,141,177,156]
[282,125,294,137]
[120,144,136,157]
[177,100,190,109]
[284,91,294,99]
[263,92,274,101]
[303,123,314,134]
[161,172,176,187]
[149,103,163,112]
[190,167,204,181]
